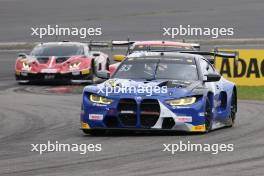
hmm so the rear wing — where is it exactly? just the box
[87,41,110,50]
[111,40,200,50]
[86,40,200,51]
[179,49,239,66]
[144,48,238,66]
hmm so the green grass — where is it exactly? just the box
[237,86,264,101]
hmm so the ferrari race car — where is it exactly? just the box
[15,42,110,84]
[109,40,200,75]
[81,51,238,134]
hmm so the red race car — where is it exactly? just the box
[15,42,110,84]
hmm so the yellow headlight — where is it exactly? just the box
[166,97,196,106]
[22,62,31,70]
[90,94,113,105]
[70,62,81,69]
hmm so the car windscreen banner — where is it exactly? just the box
[215,49,264,86]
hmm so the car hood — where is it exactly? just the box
[84,78,205,99]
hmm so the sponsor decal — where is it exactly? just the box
[89,114,103,121]
[81,69,90,75]
[175,116,192,123]
[191,124,206,132]
[215,49,264,85]
[41,69,57,73]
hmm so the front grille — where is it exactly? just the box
[56,57,69,63]
[37,57,49,64]
[117,99,137,127]
[140,99,160,128]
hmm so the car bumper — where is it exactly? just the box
[15,70,93,83]
[81,96,206,132]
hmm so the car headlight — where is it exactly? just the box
[89,94,113,105]
[69,62,81,69]
[166,97,196,106]
[22,62,31,71]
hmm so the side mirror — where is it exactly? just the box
[204,74,221,82]
[113,55,126,62]
[18,53,27,58]
[96,70,110,79]
[92,52,100,57]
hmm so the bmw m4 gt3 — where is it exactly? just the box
[15,42,110,84]
[81,52,237,135]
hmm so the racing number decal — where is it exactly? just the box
[119,65,132,72]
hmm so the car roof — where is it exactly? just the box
[133,41,193,47]
[128,52,198,59]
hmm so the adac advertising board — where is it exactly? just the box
[215,49,264,86]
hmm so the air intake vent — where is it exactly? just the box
[56,57,69,63]
[37,57,49,64]
[117,99,137,127]
[140,99,160,128]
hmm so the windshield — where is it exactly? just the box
[113,57,198,81]
[31,45,84,57]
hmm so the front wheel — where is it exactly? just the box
[204,98,213,133]
[90,61,97,84]
[106,59,110,70]
[229,92,237,127]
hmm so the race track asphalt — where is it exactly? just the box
[0,50,264,176]
[1,0,264,175]
[0,0,264,42]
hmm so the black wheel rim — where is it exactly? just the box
[230,94,236,123]
[205,100,212,131]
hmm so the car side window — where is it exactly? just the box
[207,62,215,74]
[200,58,215,75]
[84,45,89,56]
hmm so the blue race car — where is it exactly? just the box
[81,51,237,134]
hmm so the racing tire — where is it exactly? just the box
[106,59,110,70]
[228,92,237,127]
[204,98,213,133]
[90,60,97,84]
